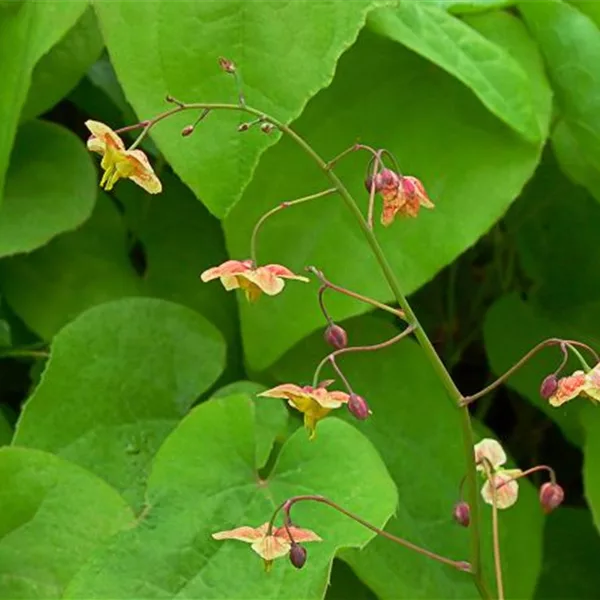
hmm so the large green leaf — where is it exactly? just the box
[0,120,96,258]
[93,0,381,217]
[64,394,397,599]
[0,194,141,339]
[224,27,546,371]
[13,297,226,508]
[20,7,104,121]
[534,507,600,599]
[520,0,600,172]
[272,316,544,599]
[0,0,88,204]
[0,446,132,600]
[368,3,541,141]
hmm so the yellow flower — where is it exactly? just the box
[85,120,161,194]
[258,383,350,439]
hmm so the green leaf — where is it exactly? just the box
[272,316,544,599]
[0,408,12,446]
[368,3,541,141]
[584,410,600,532]
[433,0,515,13]
[0,120,96,258]
[0,446,133,600]
[534,507,600,599]
[64,394,397,599]
[116,170,241,369]
[0,320,10,348]
[13,297,226,508]
[326,560,376,600]
[212,380,288,469]
[520,0,600,172]
[0,193,141,339]
[93,0,380,217]
[20,7,104,121]
[224,27,545,371]
[483,294,586,447]
[0,0,88,205]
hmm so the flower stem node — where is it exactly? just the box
[324,324,348,349]
[540,374,559,400]
[181,125,195,137]
[289,543,307,569]
[347,393,371,421]
[539,482,565,514]
[452,501,471,527]
[218,56,237,73]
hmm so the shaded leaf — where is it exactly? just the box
[64,394,397,599]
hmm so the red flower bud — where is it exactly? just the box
[289,543,307,569]
[452,501,470,527]
[181,125,194,137]
[238,123,250,132]
[324,324,348,349]
[540,374,559,399]
[348,393,370,421]
[261,122,275,134]
[539,482,564,514]
[218,56,236,73]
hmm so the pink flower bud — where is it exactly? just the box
[218,56,236,73]
[540,374,559,399]
[539,482,564,514]
[378,168,401,188]
[289,543,307,569]
[324,324,348,349]
[181,125,194,137]
[452,501,470,527]
[348,393,370,421]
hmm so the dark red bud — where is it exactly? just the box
[364,174,374,192]
[218,56,236,73]
[289,543,307,569]
[539,482,564,514]
[348,393,370,421]
[324,324,348,349]
[238,123,250,132]
[181,125,194,137]
[452,501,471,527]
[378,168,401,188]
[540,374,559,399]
[261,122,275,134]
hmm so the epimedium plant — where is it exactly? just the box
[77,58,598,599]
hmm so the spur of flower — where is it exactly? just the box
[85,121,162,194]
[200,260,309,302]
[258,382,350,439]
[212,522,321,570]
[370,168,434,225]
[548,363,600,407]
[474,438,522,509]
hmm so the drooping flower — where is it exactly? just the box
[258,383,350,439]
[212,522,321,570]
[85,120,162,194]
[373,169,434,226]
[474,438,522,509]
[547,363,600,407]
[200,260,309,302]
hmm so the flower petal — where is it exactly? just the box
[126,149,162,194]
[474,438,507,471]
[251,535,290,561]
[481,472,519,509]
[200,260,253,282]
[212,523,269,543]
[258,383,306,399]
[84,120,125,151]
[246,267,285,296]
[549,371,587,407]
[310,387,347,409]
[263,264,310,282]
[275,526,322,543]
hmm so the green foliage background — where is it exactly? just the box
[0,0,598,598]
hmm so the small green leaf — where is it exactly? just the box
[369,3,541,141]
[64,394,397,599]
[0,446,133,600]
[13,297,226,508]
[0,194,141,339]
[20,7,104,121]
[272,317,544,599]
[0,0,88,205]
[520,0,600,172]
[0,120,96,258]
[93,0,380,217]
[224,27,545,371]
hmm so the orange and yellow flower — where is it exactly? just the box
[548,363,600,407]
[85,120,161,194]
[258,383,350,439]
[474,438,522,509]
[212,522,321,570]
[375,169,434,226]
[200,260,309,302]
